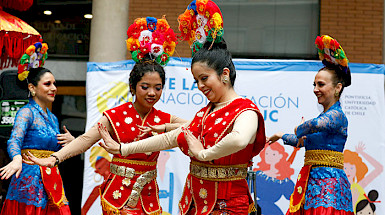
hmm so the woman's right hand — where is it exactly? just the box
[266,132,284,145]
[97,123,121,154]
[0,155,22,180]
[25,152,56,168]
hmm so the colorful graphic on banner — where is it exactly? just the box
[83,58,385,215]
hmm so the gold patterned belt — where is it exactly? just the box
[109,163,157,208]
[190,160,248,181]
[21,149,53,159]
[304,150,344,169]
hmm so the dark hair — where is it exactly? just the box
[17,67,52,90]
[129,56,166,94]
[356,190,378,213]
[319,60,351,97]
[191,39,236,86]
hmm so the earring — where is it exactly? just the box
[222,76,228,83]
[31,91,36,97]
[335,91,339,97]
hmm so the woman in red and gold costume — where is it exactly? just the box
[97,37,266,215]
[28,17,186,215]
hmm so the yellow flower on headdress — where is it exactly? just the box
[210,12,223,30]
[18,71,29,81]
[126,38,140,51]
[163,41,176,56]
[25,45,36,56]
[322,35,332,49]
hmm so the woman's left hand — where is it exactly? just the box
[183,127,204,157]
[97,123,121,154]
[57,125,75,147]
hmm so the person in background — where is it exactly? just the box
[267,35,354,215]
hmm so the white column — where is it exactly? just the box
[89,0,130,62]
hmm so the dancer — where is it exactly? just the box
[267,35,354,214]
[97,37,266,215]
[27,17,185,215]
[0,42,74,215]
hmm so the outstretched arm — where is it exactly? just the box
[98,122,183,156]
[355,142,384,188]
[27,116,113,167]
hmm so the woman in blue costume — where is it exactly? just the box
[0,64,74,214]
[267,35,354,215]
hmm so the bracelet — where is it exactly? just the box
[50,154,60,167]
[164,124,167,133]
[119,144,122,155]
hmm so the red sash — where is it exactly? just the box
[40,166,69,209]
[289,165,312,212]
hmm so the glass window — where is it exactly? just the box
[216,0,319,59]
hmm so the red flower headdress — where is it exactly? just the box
[126,16,177,66]
[178,0,224,55]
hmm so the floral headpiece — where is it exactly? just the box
[315,35,349,73]
[178,0,224,55]
[126,16,177,66]
[17,42,48,81]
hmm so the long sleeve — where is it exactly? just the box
[53,116,113,162]
[296,109,346,138]
[165,115,187,131]
[120,123,188,156]
[7,108,32,159]
[282,134,300,147]
[195,110,258,161]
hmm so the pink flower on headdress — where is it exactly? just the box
[151,44,164,57]
[156,19,170,32]
[152,31,165,45]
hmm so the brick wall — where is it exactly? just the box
[128,0,384,63]
[320,0,384,64]
[128,0,192,59]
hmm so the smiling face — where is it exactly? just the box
[313,69,342,111]
[132,71,163,115]
[30,72,57,105]
[192,62,227,103]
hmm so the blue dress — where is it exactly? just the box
[4,98,62,209]
[282,101,353,213]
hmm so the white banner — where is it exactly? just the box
[83,58,385,215]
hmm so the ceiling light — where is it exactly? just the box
[84,14,93,19]
[44,10,52,15]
